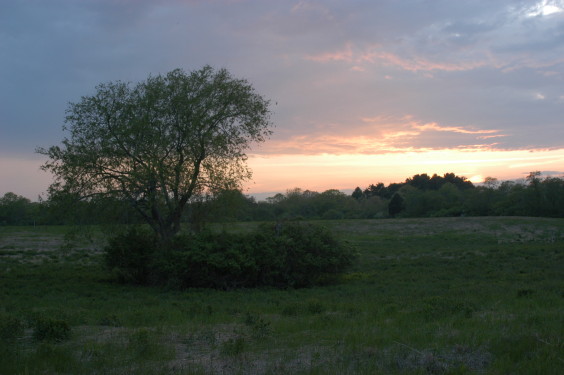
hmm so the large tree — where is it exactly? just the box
[38,66,272,241]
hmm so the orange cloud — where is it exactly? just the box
[411,122,500,135]
[477,134,508,140]
[257,115,504,156]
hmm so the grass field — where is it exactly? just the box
[1,217,563,374]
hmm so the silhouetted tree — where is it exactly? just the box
[388,193,405,217]
[352,187,364,200]
[406,174,431,190]
[0,192,35,225]
[38,66,272,242]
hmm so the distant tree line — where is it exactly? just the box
[1,171,563,226]
[0,192,140,226]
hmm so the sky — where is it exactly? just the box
[1,0,564,200]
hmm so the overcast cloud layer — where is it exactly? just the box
[1,0,564,197]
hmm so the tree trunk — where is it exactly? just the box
[156,220,178,245]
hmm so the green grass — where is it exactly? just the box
[0,217,563,374]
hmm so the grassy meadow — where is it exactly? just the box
[1,217,563,374]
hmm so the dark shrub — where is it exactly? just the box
[160,231,260,289]
[104,227,157,284]
[32,317,71,342]
[253,222,356,287]
[0,313,24,343]
[105,222,355,289]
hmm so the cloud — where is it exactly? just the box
[259,115,507,155]
[299,1,564,77]
[306,44,493,72]
[372,51,490,72]
[525,0,564,17]
[410,122,500,135]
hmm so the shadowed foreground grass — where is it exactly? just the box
[0,217,563,374]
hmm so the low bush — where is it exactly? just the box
[104,227,157,284]
[104,222,356,289]
[159,231,259,289]
[32,317,71,342]
[0,313,24,343]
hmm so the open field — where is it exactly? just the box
[1,217,563,374]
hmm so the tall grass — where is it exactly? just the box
[0,217,563,374]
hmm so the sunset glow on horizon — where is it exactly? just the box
[246,147,564,196]
[2,146,563,201]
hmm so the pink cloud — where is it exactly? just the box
[411,122,500,135]
[305,43,354,63]
[305,43,493,72]
[478,134,508,140]
[374,51,489,72]
[256,116,504,156]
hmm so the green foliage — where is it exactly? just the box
[104,222,356,289]
[220,336,246,356]
[32,343,80,373]
[258,187,381,220]
[0,192,39,225]
[388,193,405,217]
[4,171,564,227]
[38,65,273,242]
[6,171,563,229]
[43,191,141,226]
[0,313,24,343]
[160,230,259,289]
[420,296,476,319]
[128,329,173,360]
[243,312,272,338]
[1,218,563,374]
[262,222,356,287]
[32,317,71,342]
[98,314,122,327]
[104,227,157,285]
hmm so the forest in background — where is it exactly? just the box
[1,171,563,226]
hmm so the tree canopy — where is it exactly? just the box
[38,66,272,241]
